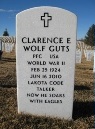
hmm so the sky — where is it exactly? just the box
[0,0,95,40]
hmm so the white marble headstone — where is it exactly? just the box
[16,7,77,120]
[86,50,94,61]
[94,52,95,72]
[5,43,11,53]
[2,42,5,51]
[76,50,82,63]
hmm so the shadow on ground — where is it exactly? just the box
[0,84,16,88]
[1,57,16,62]
[73,101,94,119]
[74,85,91,90]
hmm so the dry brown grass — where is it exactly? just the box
[0,51,94,129]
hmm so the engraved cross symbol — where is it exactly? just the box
[41,13,52,27]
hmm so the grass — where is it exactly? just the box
[0,51,94,129]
